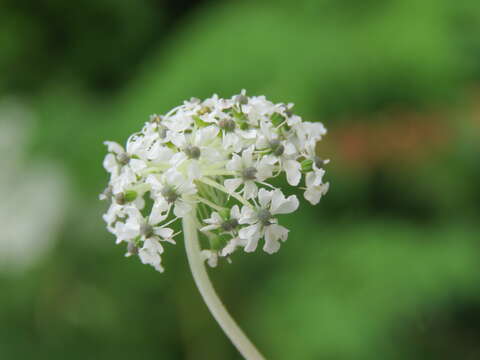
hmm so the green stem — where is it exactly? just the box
[199,177,251,208]
[195,195,226,212]
[182,205,265,360]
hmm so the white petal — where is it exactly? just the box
[239,224,260,241]
[284,160,301,186]
[240,225,261,253]
[242,146,254,165]
[258,188,273,208]
[149,201,169,225]
[104,141,124,155]
[103,153,118,174]
[200,224,219,232]
[243,181,258,200]
[304,183,329,205]
[244,237,260,253]
[226,154,243,172]
[173,199,191,218]
[154,227,174,240]
[224,178,242,193]
[222,133,239,149]
[196,126,219,144]
[306,169,325,187]
[153,146,174,162]
[170,133,186,148]
[239,206,257,224]
[263,224,289,254]
[284,142,297,156]
[270,190,299,215]
[230,205,241,219]
[129,159,147,173]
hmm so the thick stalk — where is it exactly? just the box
[182,205,265,360]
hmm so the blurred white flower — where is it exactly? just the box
[101,91,329,271]
[0,99,69,273]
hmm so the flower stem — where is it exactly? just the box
[182,205,265,360]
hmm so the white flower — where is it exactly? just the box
[169,125,224,178]
[304,172,330,205]
[117,206,175,245]
[201,206,246,257]
[239,188,299,254]
[115,206,175,272]
[220,236,247,257]
[201,205,241,233]
[147,170,197,218]
[139,238,166,272]
[103,140,147,177]
[224,146,274,199]
[101,91,328,272]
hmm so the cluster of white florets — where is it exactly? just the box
[101,91,329,272]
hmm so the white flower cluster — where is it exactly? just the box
[101,91,329,272]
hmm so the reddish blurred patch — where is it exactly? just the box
[323,109,452,171]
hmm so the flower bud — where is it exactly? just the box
[301,159,313,172]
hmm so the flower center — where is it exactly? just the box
[140,223,154,238]
[150,114,162,123]
[161,186,179,203]
[115,193,126,205]
[218,119,236,132]
[257,209,272,226]
[235,94,248,105]
[184,145,201,159]
[314,156,325,169]
[117,152,130,165]
[269,139,285,156]
[158,126,168,139]
[221,218,239,232]
[242,166,257,181]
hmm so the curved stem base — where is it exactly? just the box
[182,207,265,360]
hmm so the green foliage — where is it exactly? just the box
[1,0,480,359]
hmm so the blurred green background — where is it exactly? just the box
[1,1,479,359]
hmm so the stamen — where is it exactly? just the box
[242,166,257,180]
[257,209,272,226]
[161,186,179,203]
[219,119,236,132]
[269,139,285,156]
[140,223,154,238]
[184,145,201,159]
[221,218,239,231]
[117,152,130,165]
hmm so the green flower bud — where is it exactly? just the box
[301,159,313,172]
[124,190,138,202]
